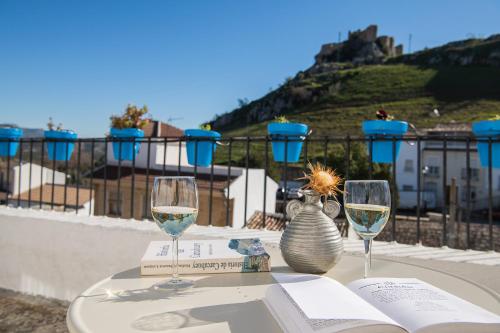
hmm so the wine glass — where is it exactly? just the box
[344,180,391,278]
[151,176,198,289]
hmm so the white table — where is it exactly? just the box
[67,245,500,333]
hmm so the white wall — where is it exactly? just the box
[0,207,218,301]
[228,169,278,228]
[106,141,190,169]
[10,163,65,196]
[396,141,418,191]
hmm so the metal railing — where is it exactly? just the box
[0,134,499,251]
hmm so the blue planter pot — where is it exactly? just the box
[185,129,221,167]
[0,128,23,157]
[110,128,144,161]
[268,123,308,163]
[44,130,77,161]
[362,120,408,163]
[472,120,500,168]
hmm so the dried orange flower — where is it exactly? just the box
[300,162,342,197]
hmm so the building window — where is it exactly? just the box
[427,166,440,177]
[404,160,414,173]
[461,186,477,202]
[107,191,122,216]
[424,182,437,192]
[461,168,480,181]
[402,185,414,191]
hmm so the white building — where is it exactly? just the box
[396,124,500,211]
[0,163,65,196]
[99,121,278,227]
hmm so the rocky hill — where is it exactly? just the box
[209,25,500,135]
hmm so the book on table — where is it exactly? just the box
[141,238,270,275]
[264,273,500,333]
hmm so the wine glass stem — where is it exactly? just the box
[364,238,372,278]
[172,237,179,282]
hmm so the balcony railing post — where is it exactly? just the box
[283,136,288,221]
[63,140,69,212]
[28,139,33,208]
[89,139,95,216]
[117,140,122,216]
[177,139,182,176]
[51,142,56,210]
[243,136,250,227]
[17,139,23,207]
[488,138,493,251]
[416,136,421,244]
[162,137,167,176]
[391,137,397,242]
[75,140,81,215]
[103,137,108,216]
[303,136,308,171]
[144,137,152,219]
[39,138,44,209]
[466,137,471,249]
[442,137,447,247]
[130,137,136,219]
[225,138,233,227]
[208,137,215,226]
[263,135,269,229]
[5,139,11,207]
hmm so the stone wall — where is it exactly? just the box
[336,216,499,251]
[376,218,500,251]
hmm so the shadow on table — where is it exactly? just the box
[97,286,197,303]
[111,267,142,279]
[193,265,291,288]
[111,265,293,288]
[131,300,280,332]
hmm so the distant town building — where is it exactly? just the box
[396,123,500,211]
[92,121,278,227]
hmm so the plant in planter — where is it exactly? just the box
[280,162,344,273]
[109,104,150,161]
[362,108,408,163]
[0,125,23,157]
[267,115,308,163]
[472,115,500,168]
[44,118,77,161]
[184,123,221,167]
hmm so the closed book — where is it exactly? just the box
[141,238,271,275]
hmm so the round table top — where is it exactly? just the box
[67,245,500,333]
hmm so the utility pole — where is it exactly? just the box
[408,33,412,54]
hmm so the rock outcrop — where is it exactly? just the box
[313,25,403,67]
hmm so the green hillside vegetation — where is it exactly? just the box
[211,63,500,181]
[222,64,500,137]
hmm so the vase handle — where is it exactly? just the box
[323,200,341,219]
[286,200,303,219]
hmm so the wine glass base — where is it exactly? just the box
[153,278,194,290]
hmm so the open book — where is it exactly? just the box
[264,274,500,333]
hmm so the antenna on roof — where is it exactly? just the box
[167,117,183,123]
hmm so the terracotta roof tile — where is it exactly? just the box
[13,185,92,207]
[247,211,287,231]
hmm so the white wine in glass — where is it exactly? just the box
[151,176,198,289]
[344,180,391,278]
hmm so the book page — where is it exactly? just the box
[347,278,500,333]
[272,273,401,324]
[265,284,406,333]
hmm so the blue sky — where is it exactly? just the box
[1,0,499,137]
